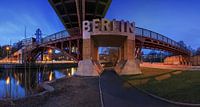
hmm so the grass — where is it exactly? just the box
[131,67,175,78]
[123,67,177,85]
[124,67,200,104]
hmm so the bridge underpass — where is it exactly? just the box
[99,47,120,68]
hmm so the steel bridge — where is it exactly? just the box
[21,27,190,62]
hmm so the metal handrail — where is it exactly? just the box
[41,30,68,44]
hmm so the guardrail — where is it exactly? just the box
[135,27,190,53]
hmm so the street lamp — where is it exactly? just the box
[6,46,10,63]
[6,46,10,51]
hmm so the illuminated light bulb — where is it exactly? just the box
[6,46,10,51]
[48,49,53,54]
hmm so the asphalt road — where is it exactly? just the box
[100,69,183,107]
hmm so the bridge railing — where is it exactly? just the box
[21,37,36,46]
[135,27,189,52]
[41,30,68,44]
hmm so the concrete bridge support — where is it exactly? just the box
[76,39,103,76]
[115,39,141,75]
[76,19,141,76]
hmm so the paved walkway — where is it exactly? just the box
[100,69,182,107]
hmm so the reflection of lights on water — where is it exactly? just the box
[6,77,10,85]
[68,68,76,77]
[38,72,42,83]
[17,80,19,85]
[49,72,53,81]
[71,68,75,76]
[68,72,71,77]
[46,56,50,61]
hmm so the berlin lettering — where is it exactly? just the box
[83,18,134,33]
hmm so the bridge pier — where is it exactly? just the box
[76,39,102,76]
[76,19,141,76]
[115,39,141,75]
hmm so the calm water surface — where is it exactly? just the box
[0,66,77,100]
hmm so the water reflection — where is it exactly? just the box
[49,72,53,81]
[0,67,77,100]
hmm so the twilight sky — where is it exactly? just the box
[0,0,200,49]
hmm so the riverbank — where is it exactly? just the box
[0,76,100,107]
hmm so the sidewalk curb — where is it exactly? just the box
[98,76,104,107]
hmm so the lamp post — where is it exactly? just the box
[6,46,10,63]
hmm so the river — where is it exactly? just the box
[0,66,77,100]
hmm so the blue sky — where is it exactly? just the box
[0,0,64,45]
[0,0,200,49]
